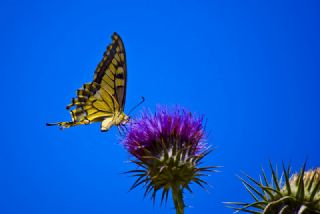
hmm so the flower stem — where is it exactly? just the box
[172,185,184,214]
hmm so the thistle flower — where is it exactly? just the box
[226,162,320,214]
[123,106,217,214]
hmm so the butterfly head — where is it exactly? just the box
[119,112,130,125]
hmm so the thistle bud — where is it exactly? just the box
[227,162,320,213]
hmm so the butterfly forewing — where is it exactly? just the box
[93,33,127,111]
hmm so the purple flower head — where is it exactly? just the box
[123,106,206,160]
[123,106,217,209]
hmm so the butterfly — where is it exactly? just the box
[47,32,129,132]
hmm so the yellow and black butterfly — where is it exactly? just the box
[47,32,129,132]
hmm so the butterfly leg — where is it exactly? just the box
[117,125,127,136]
[122,124,128,132]
[117,126,124,136]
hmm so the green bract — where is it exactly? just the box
[227,162,320,214]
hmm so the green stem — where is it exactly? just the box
[172,185,184,214]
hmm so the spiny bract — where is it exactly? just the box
[226,162,320,214]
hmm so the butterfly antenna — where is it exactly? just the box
[128,96,145,115]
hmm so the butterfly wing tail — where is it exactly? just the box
[46,121,85,129]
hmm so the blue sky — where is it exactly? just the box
[1,0,320,213]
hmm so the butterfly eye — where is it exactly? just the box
[122,118,129,125]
